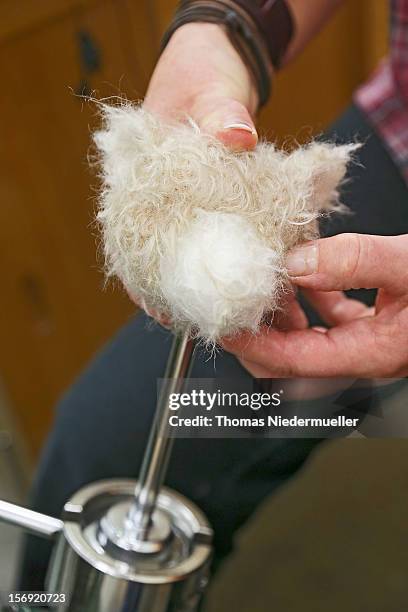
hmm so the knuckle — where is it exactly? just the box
[341,233,368,285]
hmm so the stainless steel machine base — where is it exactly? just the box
[47,479,212,611]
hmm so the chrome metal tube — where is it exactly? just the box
[127,331,194,540]
[0,499,63,539]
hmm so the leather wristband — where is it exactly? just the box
[160,0,294,108]
[234,1,294,70]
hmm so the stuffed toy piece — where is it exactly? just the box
[95,104,356,345]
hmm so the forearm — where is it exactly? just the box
[283,0,344,65]
[156,0,346,111]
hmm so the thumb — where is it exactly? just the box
[286,233,408,295]
[194,95,258,151]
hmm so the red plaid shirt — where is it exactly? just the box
[355,0,408,182]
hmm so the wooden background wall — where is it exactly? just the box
[0,0,388,459]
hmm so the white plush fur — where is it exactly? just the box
[94,103,356,343]
[160,210,282,338]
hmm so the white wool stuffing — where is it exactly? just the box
[160,210,282,339]
[94,103,357,343]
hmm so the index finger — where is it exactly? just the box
[222,316,381,377]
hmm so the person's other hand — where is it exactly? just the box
[222,234,408,378]
[144,23,259,150]
[134,22,259,323]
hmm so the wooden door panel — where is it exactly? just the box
[0,0,154,455]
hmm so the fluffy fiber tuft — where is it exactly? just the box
[94,103,357,343]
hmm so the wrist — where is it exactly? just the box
[159,22,259,114]
[186,22,259,108]
[160,1,290,108]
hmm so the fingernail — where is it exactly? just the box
[312,326,328,334]
[286,244,318,276]
[223,121,257,135]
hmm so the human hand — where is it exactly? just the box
[144,22,259,150]
[134,22,260,324]
[222,234,408,378]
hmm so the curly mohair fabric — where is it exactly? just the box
[94,103,357,343]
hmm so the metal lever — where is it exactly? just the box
[127,331,194,541]
[0,499,63,539]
